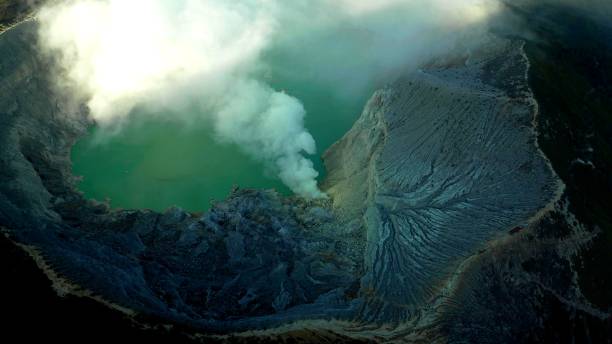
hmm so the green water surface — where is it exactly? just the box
[71,53,374,211]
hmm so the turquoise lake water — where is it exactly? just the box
[71,50,375,212]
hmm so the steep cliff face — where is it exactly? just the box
[440,4,612,342]
[0,21,86,227]
[323,36,560,325]
[0,14,605,342]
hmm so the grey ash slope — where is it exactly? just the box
[0,20,565,340]
[323,37,559,323]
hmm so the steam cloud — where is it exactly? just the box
[36,0,499,199]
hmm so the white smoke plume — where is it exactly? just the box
[36,0,499,199]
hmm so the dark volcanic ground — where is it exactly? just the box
[0,0,39,30]
[1,2,612,343]
[522,3,612,340]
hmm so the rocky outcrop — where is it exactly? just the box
[3,14,604,342]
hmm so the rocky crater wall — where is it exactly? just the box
[0,20,563,339]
